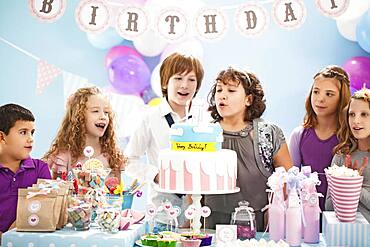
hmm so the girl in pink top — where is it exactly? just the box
[43,87,125,179]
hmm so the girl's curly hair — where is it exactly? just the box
[334,87,370,154]
[207,66,266,122]
[43,87,125,171]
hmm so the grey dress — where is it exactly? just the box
[204,118,286,231]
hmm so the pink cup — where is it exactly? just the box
[326,173,363,222]
[181,239,202,247]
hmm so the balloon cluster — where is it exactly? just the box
[85,0,206,105]
[335,1,370,53]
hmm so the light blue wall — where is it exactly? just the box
[0,0,368,159]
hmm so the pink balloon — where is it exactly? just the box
[105,45,142,68]
[343,56,370,90]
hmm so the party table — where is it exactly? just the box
[1,223,146,247]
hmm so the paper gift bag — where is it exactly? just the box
[36,179,73,228]
[16,188,58,232]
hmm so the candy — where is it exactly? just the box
[82,158,104,170]
[96,208,121,233]
[67,203,92,231]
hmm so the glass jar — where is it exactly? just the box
[230,201,256,240]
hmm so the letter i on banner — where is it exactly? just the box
[75,0,110,33]
[28,0,66,22]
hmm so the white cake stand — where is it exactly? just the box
[156,187,240,233]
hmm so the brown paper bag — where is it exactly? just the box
[16,188,58,232]
[36,179,73,228]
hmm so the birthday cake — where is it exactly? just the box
[158,122,237,194]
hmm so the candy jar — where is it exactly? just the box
[230,201,256,240]
[67,195,92,231]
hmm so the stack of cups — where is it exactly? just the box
[326,173,363,222]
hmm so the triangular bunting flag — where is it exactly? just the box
[36,60,62,94]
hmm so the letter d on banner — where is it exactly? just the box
[29,0,66,22]
[75,0,110,33]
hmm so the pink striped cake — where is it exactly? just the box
[158,123,238,194]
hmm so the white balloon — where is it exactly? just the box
[160,38,204,62]
[150,63,162,97]
[336,17,361,42]
[335,0,370,21]
[133,29,168,57]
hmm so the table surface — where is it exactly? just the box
[1,225,328,247]
[1,223,146,247]
[133,231,327,247]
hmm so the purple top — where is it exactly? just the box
[288,127,338,211]
[0,158,51,232]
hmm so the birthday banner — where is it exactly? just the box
[29,0,350,42]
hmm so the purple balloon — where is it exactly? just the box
[105,45,142,68]
[108,55,151,95]
[343,56,370,90]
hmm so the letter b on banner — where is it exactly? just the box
[29,0,66,22]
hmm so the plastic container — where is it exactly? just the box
[230,201,256,240]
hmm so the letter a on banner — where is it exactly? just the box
[75,0,110,33]
[272,0,306,30]
[28,0,66,22]
[235,3,269,38]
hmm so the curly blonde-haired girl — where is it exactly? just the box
[44,86,124,179]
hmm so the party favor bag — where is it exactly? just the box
[16,188,58,232]
[36,179,73,228]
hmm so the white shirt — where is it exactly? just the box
[124,99,188,223]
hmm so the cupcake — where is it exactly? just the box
[141,234,160,246]
[157,238,177,247]
[195,234,212,246]
[181,239,202,247]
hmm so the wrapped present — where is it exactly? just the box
[322,211,369,247]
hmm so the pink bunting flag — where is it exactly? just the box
[36,59,61,94]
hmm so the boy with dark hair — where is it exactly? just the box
[0,104,51,235]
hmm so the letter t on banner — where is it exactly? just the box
[157,8,187,43]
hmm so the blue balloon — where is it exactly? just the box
[87,28,124,50]
[356,10,370,53]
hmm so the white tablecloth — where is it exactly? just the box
[1,223,146,247]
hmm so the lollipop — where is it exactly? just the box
[146,204,157,233]
[200,206,211,233]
